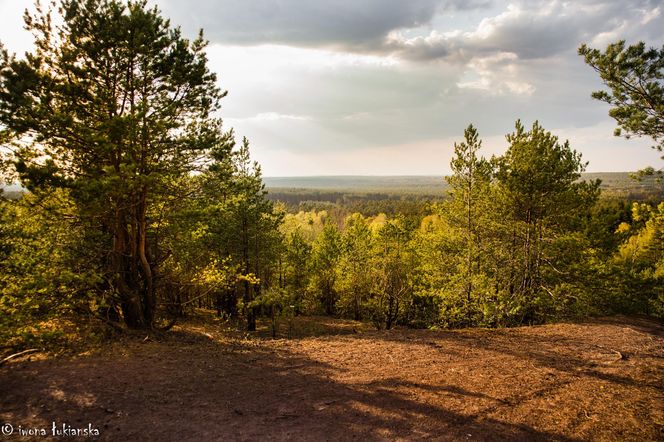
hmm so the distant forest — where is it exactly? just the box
[265,172,663,215]
[264,173,662,195]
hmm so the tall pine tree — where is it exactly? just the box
[0,0,224,328]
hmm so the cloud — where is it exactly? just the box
[155,0,445,48]
[206,44,422,122]
[385,0,664,62]
[156,0,662,64]
[153,0,512,57]
[154,0,663,106]
[240,112,312,122]
[457,52,536,96]
[2,0,662,175]
[0,1,35,55]
[250,121,664,176]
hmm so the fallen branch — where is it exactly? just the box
[611,350,627,361]
[0,348,40,366]
[596,345,627,362]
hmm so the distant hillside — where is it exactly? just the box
[263,176,446,194]
[582,172,661,194]
[264,173,662,197]
[3,173,661,203]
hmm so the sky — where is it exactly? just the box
[0,0,662,176]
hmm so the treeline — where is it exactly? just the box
[266,188,443,207]
[0,132,282,344]
[266,173,663,211]
[270,194,439,219]
[267,185,661,221]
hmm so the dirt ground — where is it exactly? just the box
[1,314,662,441]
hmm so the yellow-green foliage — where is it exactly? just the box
[618,203,664,272]
[616,203,664,316]
[281,210,329,242]
[0,191,104,347]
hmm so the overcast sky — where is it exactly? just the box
[1,0,662,176]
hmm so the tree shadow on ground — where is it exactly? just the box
[344,316,664,390]
[0,329,584,442]
[583,315,664,338]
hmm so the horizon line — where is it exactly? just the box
[263,171,637,178]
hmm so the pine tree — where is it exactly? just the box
[371,216,415,329]
[310,223,342,315]
[337,214,373,320]
[579,41,664,149]
[493,121,600,322]
[445,124,492,318]
[579,40,664,177]
[0,0,224,328]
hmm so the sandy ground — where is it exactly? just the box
[1,315,662,441]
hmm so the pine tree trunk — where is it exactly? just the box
[112,198,155,329]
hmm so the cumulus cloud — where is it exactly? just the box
[457,52,535,96]
[385,0,664,62]
[156,0,663,63]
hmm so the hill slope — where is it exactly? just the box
[1,315,662,441]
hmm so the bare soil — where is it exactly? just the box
[1,315,663,441]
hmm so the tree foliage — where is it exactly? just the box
[0,0,224,328]
[445,124,492,321]
[579,41,664,155]
[0,3,662,345]
[492,121,601,322]
[615,202,664,316]
[0,191,103,345]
